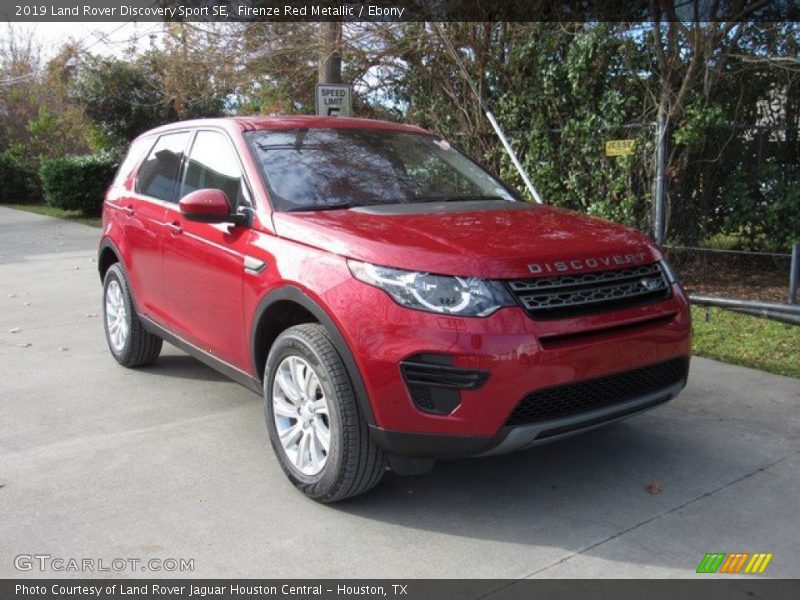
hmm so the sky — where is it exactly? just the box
[7,22,163,60]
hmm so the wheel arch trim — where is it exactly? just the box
[99,244,143,319]
[98,237,125,281]
[251,286,376,426]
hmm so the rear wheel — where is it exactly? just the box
[103,263,162,367]
[263,324,386,502]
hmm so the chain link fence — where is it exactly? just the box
[466,122,800,309]
[661,124,799,306]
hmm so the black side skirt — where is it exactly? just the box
[140,315,262,395]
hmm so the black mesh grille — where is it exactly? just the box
[408,385,435,410]
[507,262,670,319]
[505,358,688,427]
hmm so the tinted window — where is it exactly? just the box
[136,132,190,202]
[113,136,152,187]
[181,131,246,207]
[246,129,517,211]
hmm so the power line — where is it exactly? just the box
[80,21,139,53]
[0,5,160,86]
[0,23,139,85]
[77,0,162,54]
[0,71,36,85]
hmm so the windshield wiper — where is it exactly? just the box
[286,202,359,212]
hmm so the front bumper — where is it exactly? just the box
[321,278,692,456]
[369,373,686,459]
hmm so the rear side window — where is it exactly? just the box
[113,136,152,187]
[180,130,246,207]
[136,132,191,202]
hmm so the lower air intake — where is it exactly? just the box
[505,357,688,427]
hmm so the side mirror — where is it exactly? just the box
[179,189,245,225]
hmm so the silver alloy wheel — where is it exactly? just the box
[105,280,129,352]
[272,355,331,476]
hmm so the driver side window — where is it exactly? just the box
[181,131,249,208]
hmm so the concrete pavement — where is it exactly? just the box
[1,206,798,579]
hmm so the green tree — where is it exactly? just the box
[71,57,171,149]
[71,31,232,150]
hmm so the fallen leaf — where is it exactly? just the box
[646,482,663,495]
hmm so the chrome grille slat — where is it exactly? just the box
[508,263,663,293]
[506,262,670,318]
[517,278,668,310]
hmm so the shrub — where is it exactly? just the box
[720,164,800,253]
[0,150,38,203]
[40,153,119,215]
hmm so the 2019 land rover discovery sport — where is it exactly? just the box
[99,116,691,502]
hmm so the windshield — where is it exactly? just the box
[245,128,518,211]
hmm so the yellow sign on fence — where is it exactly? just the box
[605,139,636,156]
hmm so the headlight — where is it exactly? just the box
[348,260,515,317]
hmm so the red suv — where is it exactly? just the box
[99,117,691,501]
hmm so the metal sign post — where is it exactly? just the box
[790,242,799,305]
[485,111,542,204]
[653,115,667,245]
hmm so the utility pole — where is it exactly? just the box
[318,22,342,84]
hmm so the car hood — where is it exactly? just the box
[272,200,661,279]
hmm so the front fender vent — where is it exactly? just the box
[401,361,489,390]
[400,355,490,415]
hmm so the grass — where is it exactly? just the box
[3,203,101,227]
[692,306,800,378]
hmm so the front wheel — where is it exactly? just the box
[263,324,386,502]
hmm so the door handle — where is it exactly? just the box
[122,205,134,216]
[165,222,182,235]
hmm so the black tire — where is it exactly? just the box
[263,323,386,502]
[102,263,162,367]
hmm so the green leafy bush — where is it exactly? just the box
[0,150,38,204]
[720,163,800,253]
[39,153,119,216]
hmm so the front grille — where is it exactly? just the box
[507,262,670,319]
[505,358,688,427]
